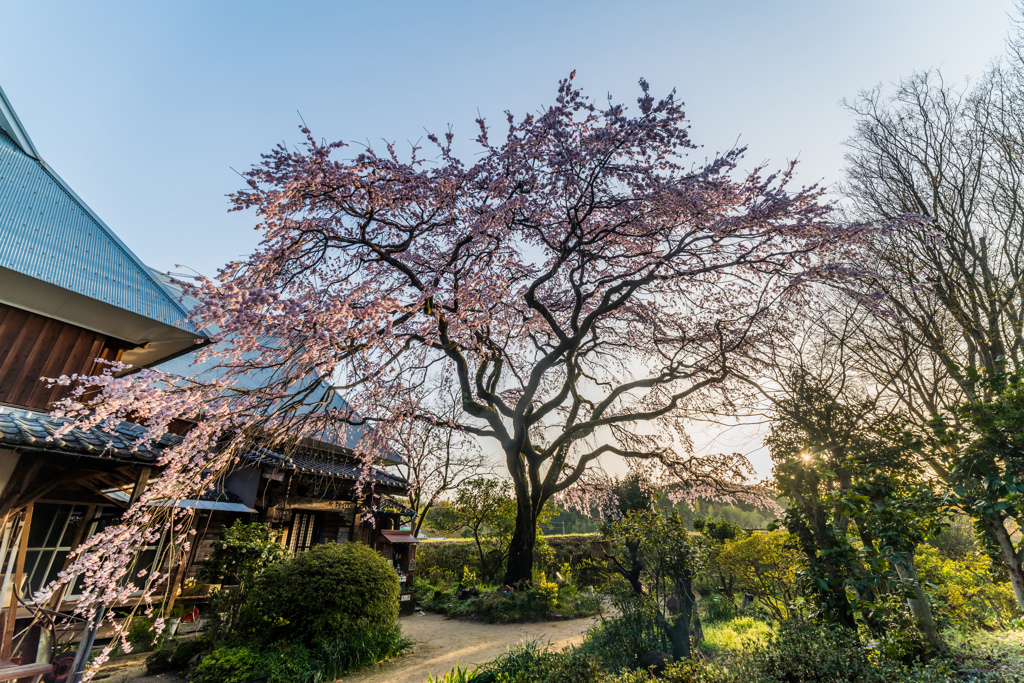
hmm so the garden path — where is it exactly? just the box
[339,612,600,683]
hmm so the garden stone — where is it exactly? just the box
[639,650,672,676]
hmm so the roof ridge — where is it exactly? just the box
[0,85,40,160]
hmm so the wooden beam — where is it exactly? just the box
[0,662,52,680]
[0,503,31,660]
[271,496,355,512]
[127,468,151,507]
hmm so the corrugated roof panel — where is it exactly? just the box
[0,130,195,331]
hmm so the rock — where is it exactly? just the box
[639,650,673,676]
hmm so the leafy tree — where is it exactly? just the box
[692,515,741,598]
[433,478,552,583]
[199,520,286,589]
[716,531,801,621]
[931,368,1024,611]
[767,370,946,652]
[602,507,711,660]
[841,42,1024,608]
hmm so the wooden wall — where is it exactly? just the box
[0,302,124,410]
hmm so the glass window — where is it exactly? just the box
[3,504,172,601]
[21,503,86,597]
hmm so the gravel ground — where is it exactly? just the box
[340,612,600,683]
[93,612,599,683]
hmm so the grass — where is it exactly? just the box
[699,616,772,658]
[943,629,1024,682]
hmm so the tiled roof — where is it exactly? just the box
[244,444,408,490]
[0,405,170,463]
[0,405,408,491]
[376,498,416,517]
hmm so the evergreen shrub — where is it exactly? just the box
[235,541,399,648]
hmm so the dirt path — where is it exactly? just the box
[339,613,600,683]
[96,612,599,683]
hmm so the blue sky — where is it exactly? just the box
[1,1,1016,279]
[1,1,1016,478]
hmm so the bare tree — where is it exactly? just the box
[842,61,1024,610]
[390,389,488,537]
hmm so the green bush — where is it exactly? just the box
[416,534,600,581]
[200,520,286,587]
[169,635,212,670]
[417,579,601,623]
[235,541,399,648]
[914,544,1018,629]
[255,641,316,683]
[190,646,259,683]
[734,620,952,683]
[577,591,663,672]
[471,640,603,683]
[698,617,771,657]
[698,594,738,624]
[311,624,410,678]
[125,616,157,653]
[427,662,479,683]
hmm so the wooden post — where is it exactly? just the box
[164,546,191,614]
[165,510,197,613]
[127,468,151,508]
[0,514,17,664]
[1,503,32,661]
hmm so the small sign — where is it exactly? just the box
[400,594,411,602]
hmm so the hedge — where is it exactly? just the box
[417,533,600,579]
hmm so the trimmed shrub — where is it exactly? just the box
[235,541,399,648]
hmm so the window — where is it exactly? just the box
[2,504,169,601]
[289,512,321,553]
[22,503,87,596]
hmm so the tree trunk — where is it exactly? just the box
[502,498,537,587]
[790,503,858,629]
[981,514,1024,613]
[665,575,695,660]
[892,552,946,654]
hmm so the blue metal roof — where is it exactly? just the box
[0,128,196,332]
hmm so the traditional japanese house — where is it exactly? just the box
[0,84,416,671]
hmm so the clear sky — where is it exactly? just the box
[1,1,1017,477]
[1,0,1016,278]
